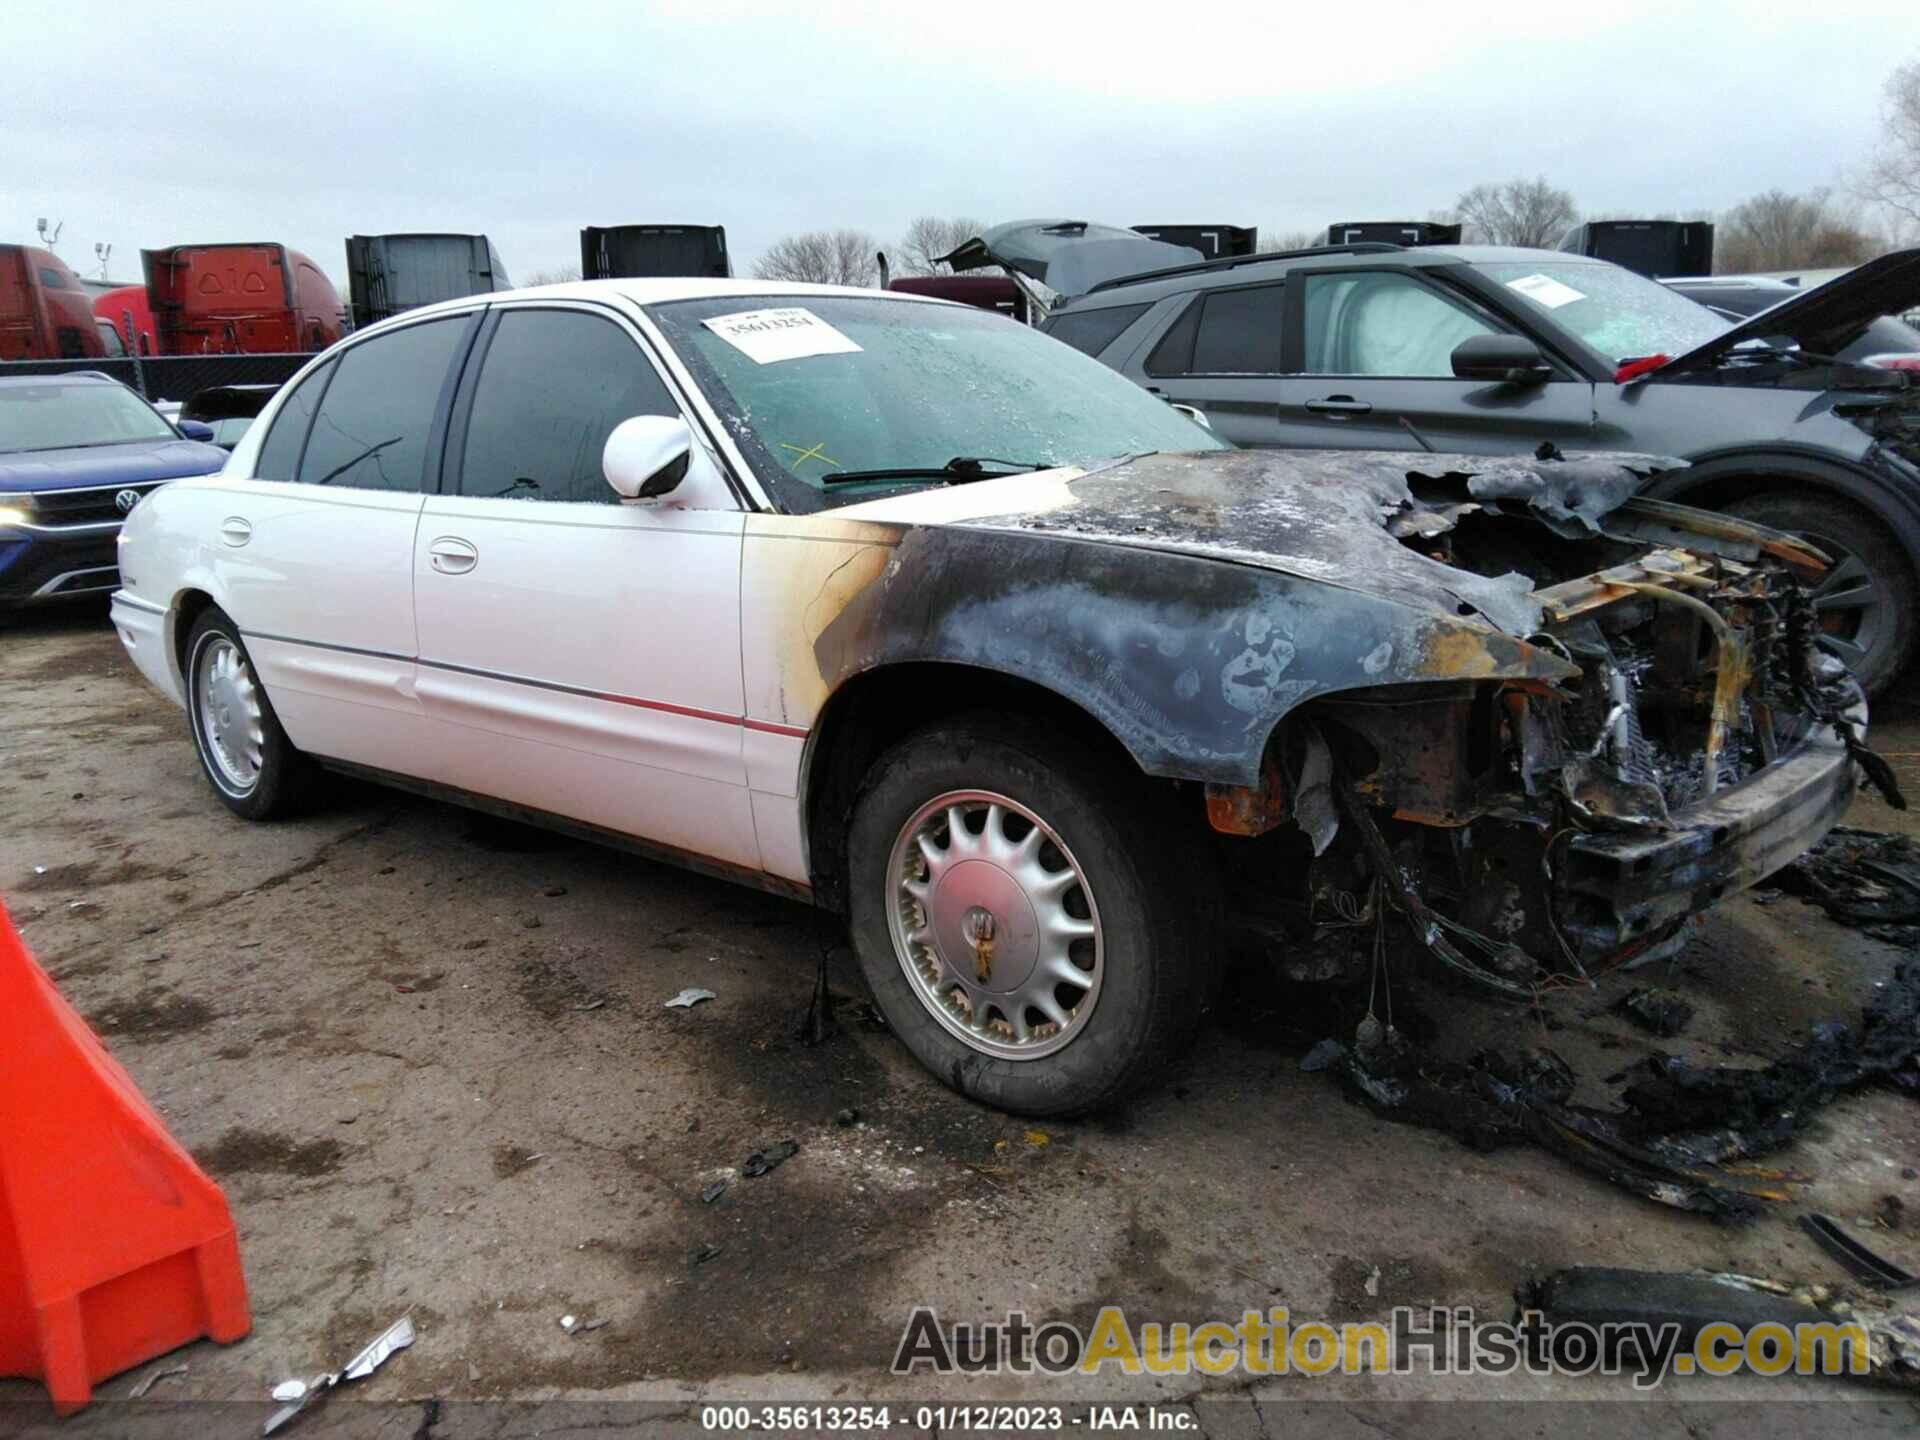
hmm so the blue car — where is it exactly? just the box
[0,372,227,604]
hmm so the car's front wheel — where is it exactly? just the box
[1721,491,1917,695]
[846,717,1203,1115]
[184,608,313,819]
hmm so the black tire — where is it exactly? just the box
[1720,491,1918,695]
[845,716,1204,1116]
[182,608,314,820]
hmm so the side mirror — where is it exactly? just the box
[177,419,216,442]
[603,414,693,500]
[1451,335,1552,385]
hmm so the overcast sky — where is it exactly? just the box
[10,1,1919,291]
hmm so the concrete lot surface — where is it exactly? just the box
[3,605,1918,1436]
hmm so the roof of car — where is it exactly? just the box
[333,278,952,344]
[0,371,120,388]
[1065,243,1603,308]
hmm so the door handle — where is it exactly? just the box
[219,517,252,547]
[427,536,478,575]
[1304,396,1373,416]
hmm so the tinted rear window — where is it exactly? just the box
[254,360,333,482]
[1190,284,1284,372]
[1042,303,1151,357]
[297,318,466,491]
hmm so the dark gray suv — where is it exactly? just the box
[998,234,1920,692]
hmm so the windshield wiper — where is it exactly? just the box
[819,456,1041,487]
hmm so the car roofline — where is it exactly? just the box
[1080,242,1404,297]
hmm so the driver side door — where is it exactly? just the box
[1264,267,1595,453]
[410,301,758,870]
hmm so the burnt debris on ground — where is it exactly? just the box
[1771,826,1920,947]
[1519,1266,1920,1390]
[1304,960,1920,1221]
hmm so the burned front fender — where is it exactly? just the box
[810,523,1576,788]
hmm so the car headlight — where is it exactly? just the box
[0,504,32,529]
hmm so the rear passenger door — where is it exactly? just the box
[221,312,477,772]
[409,302,758,870]
[1264,268,1594,452]
[1132,282,1291,449]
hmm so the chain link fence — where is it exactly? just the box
[0,353,312,406]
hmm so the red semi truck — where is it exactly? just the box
[141,243,342,354]
[90,284,157,355]
[0,245,106,359]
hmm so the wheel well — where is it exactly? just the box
[802,663,1151,912]
[1655,465,1920,583]
[1652,454,1920,555]
[170,588,217,683]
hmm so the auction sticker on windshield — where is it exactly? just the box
[703,307,864,364]
[1505,273,1586,309]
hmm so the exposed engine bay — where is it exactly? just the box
[1190,451,1906,995]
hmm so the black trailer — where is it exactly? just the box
[1131,224,1257,260]
[1559,221,1714,278]
[1327,221,1463,247]
[580,225,730,280]
[344,233,510,329]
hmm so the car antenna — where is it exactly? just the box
[1398,416,1436,453]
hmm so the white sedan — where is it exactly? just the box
[111,278,1867,1114]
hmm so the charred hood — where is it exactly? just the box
[955,448,1796,637]
[812,446,1855,818]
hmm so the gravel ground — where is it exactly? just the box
[3,604,1918,1436]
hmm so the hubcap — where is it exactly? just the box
[885,790,1102,1060]
[1801,531,1883,671]
[193,635,265,795]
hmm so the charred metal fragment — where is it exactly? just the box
[1465,459,1650,537]
[1305,1034,1782,1218]
[1619,962,1920,1132]
[1616,987,1695,1038]
[1307,965,1920,1218]
[1518,1268,1831,1353]
[1776,827,1920,934]
[1800,1214,1920,1291]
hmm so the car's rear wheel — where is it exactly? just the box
[1721,491,1917,695]
[184,608,313,819]
[846,717,1202,1115]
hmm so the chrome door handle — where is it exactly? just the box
[428,536,478,575]
[219,517,252,547]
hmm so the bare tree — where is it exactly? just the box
[893,216,986,276]
[1453,177,1580,248]
[752,230,879,287]
[1861,56,1920,225]
[1715,189,1881,272]
[521,264,582,286]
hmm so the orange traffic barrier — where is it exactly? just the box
[0,901,248,1412]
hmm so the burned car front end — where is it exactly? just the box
[885,448,1897,994]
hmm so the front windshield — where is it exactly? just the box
[1475,260,1731,364]
[0,381,177,454]
[646,294,1225,511]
